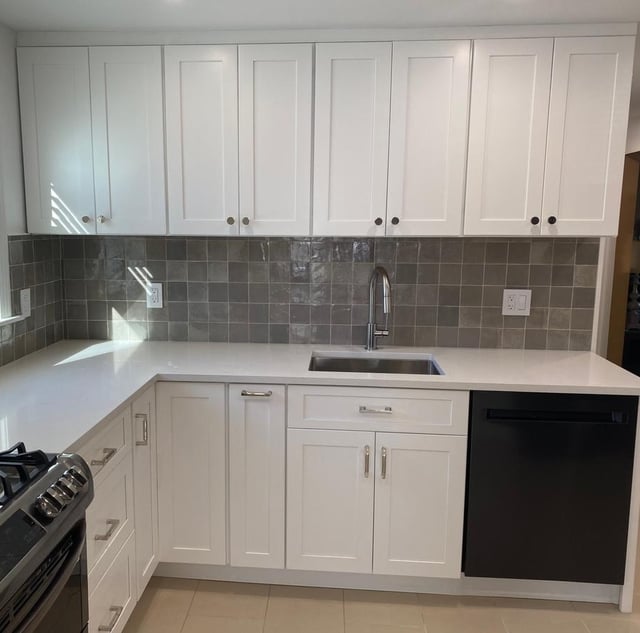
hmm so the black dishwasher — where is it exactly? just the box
[464,391,638,584]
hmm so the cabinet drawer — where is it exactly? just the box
[87,453,135,586]
[89,533,136,633]
[288,386,469,435]
[78,408,132,485]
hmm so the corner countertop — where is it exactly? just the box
[1,340,639,454]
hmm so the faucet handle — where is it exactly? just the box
[375,328,389,337]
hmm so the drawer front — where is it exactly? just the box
[78,408,132,485]
[87,453,135,585]
[89,533,136,633]
[288,386,469,435]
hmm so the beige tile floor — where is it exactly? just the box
[123,577,640,633]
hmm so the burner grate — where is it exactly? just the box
[0,444,56,510]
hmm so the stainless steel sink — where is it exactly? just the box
[308,353,443,375]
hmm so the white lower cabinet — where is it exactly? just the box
[286,387,469,578]
[86,452,135,591]
[373,433,467,578]
[89,534,137,633]
[80,380,468,631]
[131,386,159,595]
[286,429,375,573]
[229,384,286,568]
[156,382,226,565]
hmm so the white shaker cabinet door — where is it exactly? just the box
[17,47,95,235]
[89,46,166,235]
[387,40,471,237]
[373,433,467,578]
[464,38,553,236]
[286,429,375,573]
[541,36,635,237]
[156,383,226,565]
[238,44,312,236]
[165,45,239,235]
[228,385,285,568]
[313,42,392,236]
[131,386,158,596]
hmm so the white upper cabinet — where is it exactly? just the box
[89,46,166,235]
[165,45,239,235]
[313,42,392,236]
[465,38,553,236]
[387,41,471,237]
[238,44,313,236]
[541,36,635,236]
[18,47,95,235]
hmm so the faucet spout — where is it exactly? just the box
[366,266,392,351]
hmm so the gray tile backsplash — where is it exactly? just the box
[1,236,65,367]
[57,236,599,351]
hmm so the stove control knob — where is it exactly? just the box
[65,467,88,488]
[46,485,69,508]
[54,481,75,500]
[57,476,80,497]
[35,494,60,519]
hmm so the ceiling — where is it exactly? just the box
[0,0,639,111]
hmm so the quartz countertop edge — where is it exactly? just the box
[1,340,639,454]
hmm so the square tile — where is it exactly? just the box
[189,581,269,619]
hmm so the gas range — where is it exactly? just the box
[0,443,94,633]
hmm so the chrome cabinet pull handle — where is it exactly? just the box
[135,413,149,446]
[97,215,108,224]
[98,606,124,632]
[227,216,236,225]
[95,518,120,541]
[81,215,92,224]
[359,406,392,415]
[241,390,273,397]
[91,447,117,467]
[381,447,388,479]
[242,216,250,226]
[364,445,370,478]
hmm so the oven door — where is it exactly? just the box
[10,522,88,633]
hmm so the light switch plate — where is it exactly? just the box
[502,289,532,316]
[147,283,163,309]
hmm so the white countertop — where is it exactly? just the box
[1,340,639,453]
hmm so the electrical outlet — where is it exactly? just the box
[20,289,31,318]
[502,289,531,316]
[147,283,163,309]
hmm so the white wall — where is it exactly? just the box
[0,23,25,234]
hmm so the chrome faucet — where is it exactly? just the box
[365,266,392,350]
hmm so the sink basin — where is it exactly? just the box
[308,352,443,375]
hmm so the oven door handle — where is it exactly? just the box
[12,532,86,633]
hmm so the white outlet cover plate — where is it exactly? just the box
[147,283,163,309]
[502,289,532,316]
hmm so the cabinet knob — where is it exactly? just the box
[547,215,557,225]
[391,217,400,225]
[226,216,236,225]
[374,217,383,226]
[97,215,108,224]
[81,216,91,224]
[530,216,540,226]
[242,217,250,226]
